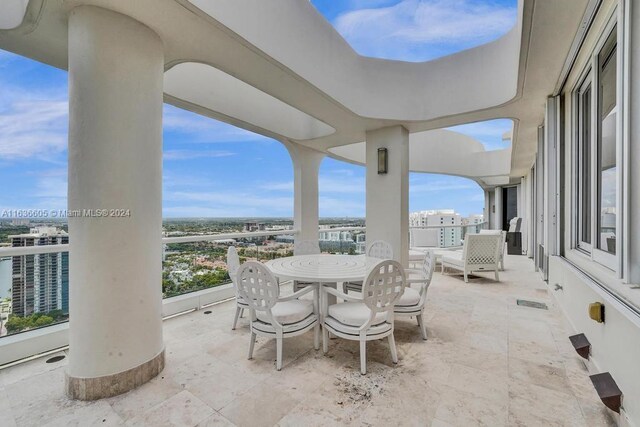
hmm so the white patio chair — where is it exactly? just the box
[441,234,502,283]
[395,250,435,340]
[343,240,393,293]
[236,261,320,371]
[479,229,507,270]
[292,240,321,292]
[322,259,405,375]
[227,246,248,330]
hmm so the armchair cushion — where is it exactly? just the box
[396,287,421,307]
[328,302,387,327]
[257,299,313,325]
[442,252,464,267]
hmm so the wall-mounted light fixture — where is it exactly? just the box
[377,148,388,174]
[589,302,605,323]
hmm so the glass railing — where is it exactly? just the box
[409,222,488,249]
[0,228,300,339]
[0,222,486,339]
[318,226,365,255]
[162,233,297,299]
[0,245,71,338]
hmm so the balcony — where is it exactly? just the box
[0,255,614,426]
[2,0,640,424]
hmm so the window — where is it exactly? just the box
[596,31,617,255]
[572,26,618,269]
[577,76,592,249]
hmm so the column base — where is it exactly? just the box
[65,348,165,400]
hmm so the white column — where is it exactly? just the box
[66,6,164,400]
[494,186,503,230]
[366,126,409,267]
[284,142,325,246]
[484,190,491,227]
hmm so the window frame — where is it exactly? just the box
[574,71,593,253]
[571,20,621,272]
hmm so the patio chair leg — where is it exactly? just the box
[388,333,398,364]
[322,325,329,354]
[360,339,367,375]
[417,315,427,340]
[240,308,244,318]
[276,337,283,371]
[248,331,256,360]
[232,306,241,330]
[314,322,320,350]
[495,270,500,282]
[464,272,469,283]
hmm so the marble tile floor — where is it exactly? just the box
[0,255,617,426]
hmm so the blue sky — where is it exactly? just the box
[0,0,516,219]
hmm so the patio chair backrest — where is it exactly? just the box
[226,246,240,282]
[236,261,279,312]
[361,260,405,313]
[422,250,436,287]
[463,234,502,266]
[479,230,506,253]
[294,240,321,256]
[367,240,393,260]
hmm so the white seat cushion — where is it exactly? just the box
[397,287,421,307]
[328,302,387,327]
[442,252,464,267]
[256,300,313,325]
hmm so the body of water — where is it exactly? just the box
[0,258,11,299]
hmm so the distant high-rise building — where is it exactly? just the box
[409,210,462,247]
[463,214,485,233]
[318,230,353,242]
[10,227,69,317]
[354,234,366,254]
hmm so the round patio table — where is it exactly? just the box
[264,254,380,284]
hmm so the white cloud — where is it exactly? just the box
[448,119,512,138]
[163,104,268,144]
[447,118,513,150]
[260,175,365,195]
[165,190,293,213]
[163,149,236,161]
[260,181,294,192]
[319,196,365,217]
[334,0,517,61]
[0,97,68,160]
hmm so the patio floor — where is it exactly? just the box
[0,255,616,426]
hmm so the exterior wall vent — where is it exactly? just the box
[590,372,622,414]
[568,333,590,359]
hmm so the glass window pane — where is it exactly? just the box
[579,85,591,245]
[597,33,617,254]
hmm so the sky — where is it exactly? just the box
[0,0,516,219]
